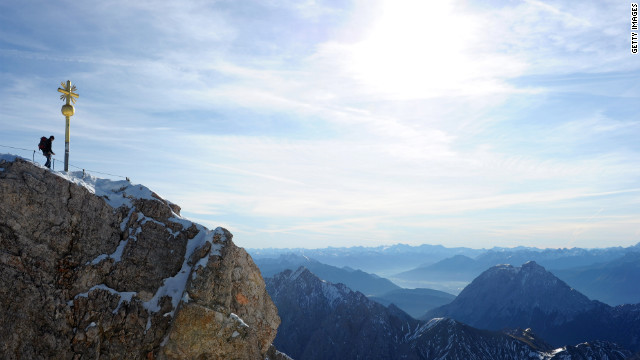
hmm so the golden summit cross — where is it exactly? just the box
[57,81,78,105]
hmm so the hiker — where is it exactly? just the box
[39,136,55,169]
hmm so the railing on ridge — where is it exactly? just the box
[0,143,130,181]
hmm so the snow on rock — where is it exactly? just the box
[59,171,156,209]
[289,266,307,281]
[143,225,222,315]
[72,284,137,314]
[0,155,280,359]
[230,313,250,328]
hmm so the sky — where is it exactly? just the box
[1,0,640,250]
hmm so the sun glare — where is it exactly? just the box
[348,0,483,97]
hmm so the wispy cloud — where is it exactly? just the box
[1,0,639,248]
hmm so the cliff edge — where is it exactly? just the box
[0,155,282,359]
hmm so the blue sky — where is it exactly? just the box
[1,0,639,249]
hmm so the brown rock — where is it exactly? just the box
[0,157,282,359]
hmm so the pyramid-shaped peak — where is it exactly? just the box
[289,266,313,281]
[521,260,544,270]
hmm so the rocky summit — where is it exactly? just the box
[0,156,284,360]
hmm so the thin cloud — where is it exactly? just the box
[1,0,639,249]
[524,0,592,28]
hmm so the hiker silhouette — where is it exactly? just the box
[39,136,55,169]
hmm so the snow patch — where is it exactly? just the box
[49,170,157,210]
[87,254,109,266]
[139,214,165,227]
[86,238,129,265]
[321,282,346,306]
[120,208,135,232]
[407,317,448,341]
[110,238,129,262]
[72,284,137,314]
[181,292,191,304]
[169,216,193,230]
[289,267,307,281]
[230,313,249,328]
[160,334,170,347]
[142,226,224,315]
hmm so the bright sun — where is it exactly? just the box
[347,0,494,98]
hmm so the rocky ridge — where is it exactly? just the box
[0,155,283,359]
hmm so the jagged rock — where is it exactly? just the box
[0,156,281,359]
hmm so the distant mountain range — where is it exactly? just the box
[250,242,639,275]
[425,261,640,352]
[369,288,455,319]
[253,252,456,317]
[392,245,640,305]
[249,244,485,276]
[250,242,640,305]
[266,267,633,359]
[394,254,481,283]
[253,253,401,296]
[550,252,640,306]
[394,245,639,279]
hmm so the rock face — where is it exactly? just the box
[0,156,281,359]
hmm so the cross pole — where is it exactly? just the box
[57,80,78,172]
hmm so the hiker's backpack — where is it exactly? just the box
[38,136,47,152]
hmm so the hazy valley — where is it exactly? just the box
[250,242,640,359]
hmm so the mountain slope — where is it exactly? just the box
[551,252,640,306]
[392,246,639,301]
[266,267,414,359]
[266,267,632,359]
[370,288,455,319]
[254,253,401,296]
[396,254,479,280]
[425,261,596,328]
[392,255,482,293]
[425,261,640,351]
